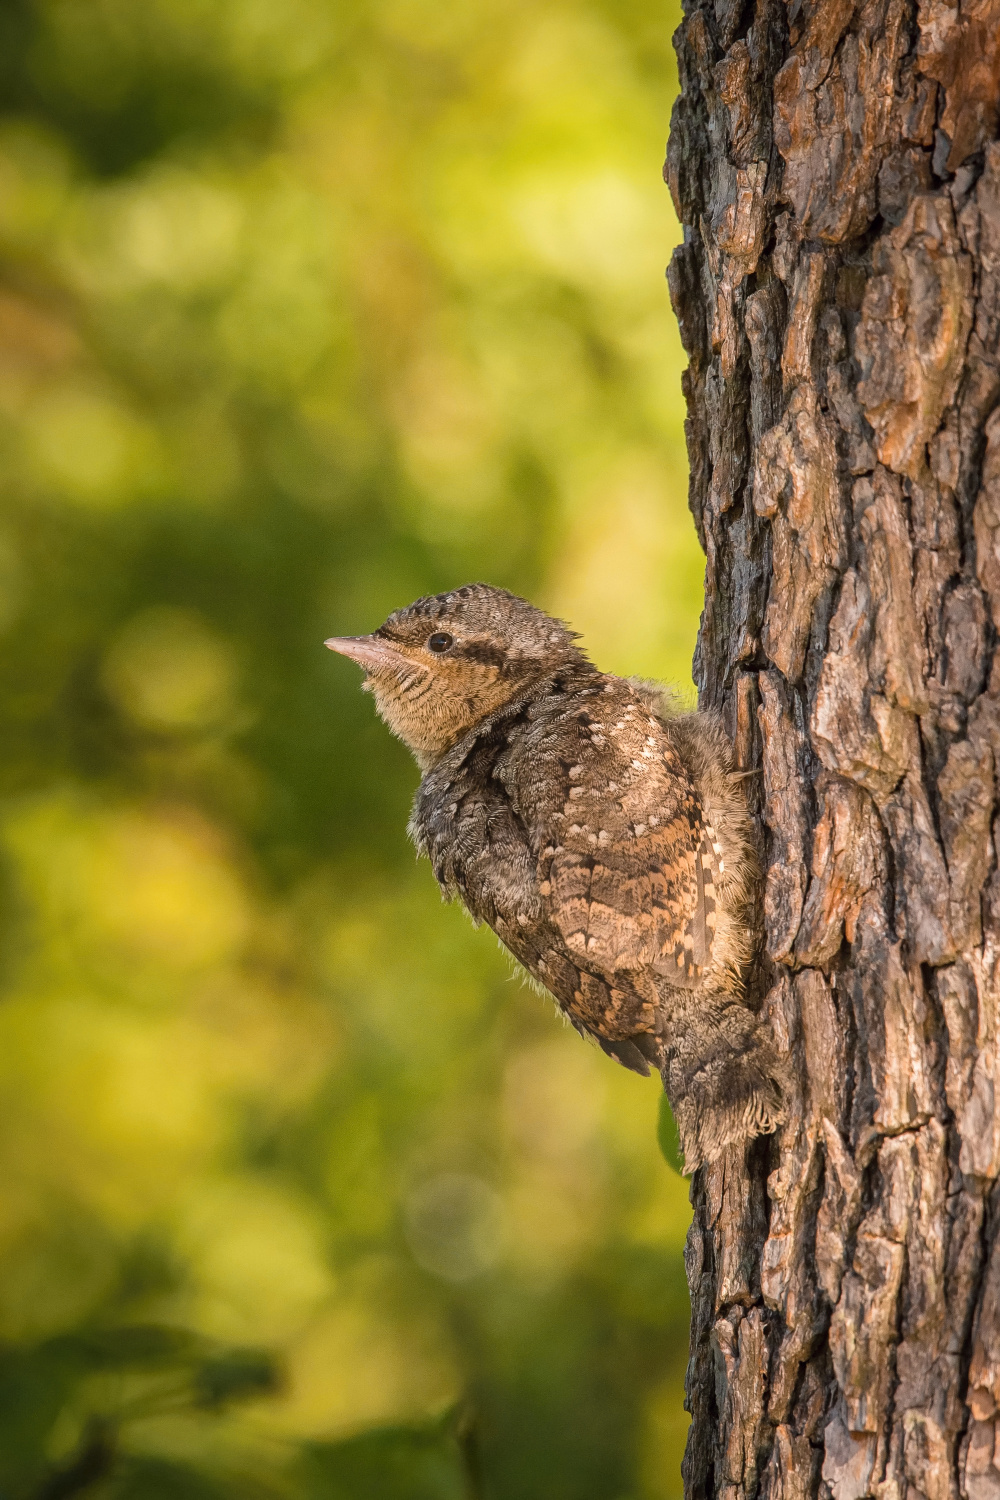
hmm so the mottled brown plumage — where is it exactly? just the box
[326,584,784,1170]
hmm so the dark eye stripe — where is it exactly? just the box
[455,640,506,667]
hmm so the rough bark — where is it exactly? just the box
[666,1,1000,1498]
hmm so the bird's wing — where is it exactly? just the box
[539,727,723,990]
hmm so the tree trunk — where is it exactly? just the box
[666,2,1000,1498]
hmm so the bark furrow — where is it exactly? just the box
[667,0,1000,1496]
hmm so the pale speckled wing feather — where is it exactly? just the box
[546,824,707,989]
[533,685,722,991]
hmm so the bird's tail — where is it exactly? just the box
[659,1004,786,1174]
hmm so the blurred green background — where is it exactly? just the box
[0,0,702,1495]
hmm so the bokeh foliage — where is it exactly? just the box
[0,0,701,1494]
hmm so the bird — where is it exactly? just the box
[325,583,784,1171]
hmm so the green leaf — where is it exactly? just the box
[193,1348,280,1410]
[657,1093,686,1176]
[299,1410,472,1500]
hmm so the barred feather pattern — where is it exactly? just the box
[410,667,784,1171]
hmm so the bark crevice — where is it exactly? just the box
[668,0,1000,1493]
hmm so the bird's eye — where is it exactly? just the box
[427,631,454,653]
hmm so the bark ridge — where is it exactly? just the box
[667,0,1000,1495]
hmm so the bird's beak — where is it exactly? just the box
[324,635,403,671]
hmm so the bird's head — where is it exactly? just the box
[326,584,587,768]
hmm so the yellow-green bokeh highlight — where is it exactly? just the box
[0,0,698,1494]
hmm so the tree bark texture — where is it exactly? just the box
[667,3,1000,1499]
